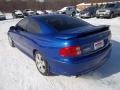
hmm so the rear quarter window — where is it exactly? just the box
[26,19,40,34]
[17,18,29,30]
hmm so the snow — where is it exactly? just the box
[0,17,120,90]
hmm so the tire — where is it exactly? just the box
[90,14,93,18]
[12,14,16,19]
[72,12,75,17]
[35,51,50,76]
[8,35,15,47]
[62,12,66,15]
[109,13,114,18]
[96,16,100,18]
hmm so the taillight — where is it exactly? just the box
[60,46,82,57]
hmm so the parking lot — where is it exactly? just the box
[0,16,120,90]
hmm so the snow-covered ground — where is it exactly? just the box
[0,17,120,90]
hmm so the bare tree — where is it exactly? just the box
[2,0,119,12]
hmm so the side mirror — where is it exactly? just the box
[10,26,16,31]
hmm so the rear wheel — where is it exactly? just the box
[35,51,50,76]
[8,35,15,47]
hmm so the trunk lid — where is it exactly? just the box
[56,25,111,56]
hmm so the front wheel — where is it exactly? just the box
[109,13,114,18]
[72,12,76,17]
[96,16,100,18]
[35,51,50,76]
[8,35,15,47]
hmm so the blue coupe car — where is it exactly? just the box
[8,15,112,76]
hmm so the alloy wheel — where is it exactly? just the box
[35,53,46,74]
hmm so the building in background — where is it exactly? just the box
[77,0,120,10]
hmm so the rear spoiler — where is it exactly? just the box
[56,25,110,40]
[78,25,110,38]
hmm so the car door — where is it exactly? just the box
[67,7,72,15]
[92,7,97,16]
[10,18,28,50]
[114,3,120,15]
[69,7,74,15]
[17,18,41,56]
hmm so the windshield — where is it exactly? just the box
[0,11,3,15]
[15,10,22,14]
[43,15,89,32]
[105,4,115,8]
[26,9,31,11]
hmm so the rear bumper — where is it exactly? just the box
[80,14,91,18]
[15,15,24,18]
[96,14,110,18]
[48,44,112,76]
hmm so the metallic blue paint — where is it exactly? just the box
[8,15,112,76]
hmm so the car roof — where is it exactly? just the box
[24,14,89,34]
[24,9,32,11]
[24,15,67,33]
[30,14,68,20]
[66,6,75,7]
[26,14,75,33]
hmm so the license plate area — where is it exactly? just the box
[94,40,104,50]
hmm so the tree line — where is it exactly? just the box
[0,0,81,12]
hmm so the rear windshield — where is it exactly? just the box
[43,16,89,32]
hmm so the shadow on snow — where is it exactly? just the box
[86,40,120,78]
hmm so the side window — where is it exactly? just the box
[17,19,28,31]
[67,7,70,11]
[69,7,72,10]
[115,3,120,8]
[114,4,118,8]
[26,19,40,34]
[118,3,120,8]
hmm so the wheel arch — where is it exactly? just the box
[33,49,44,59]
[33,49,38,57]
